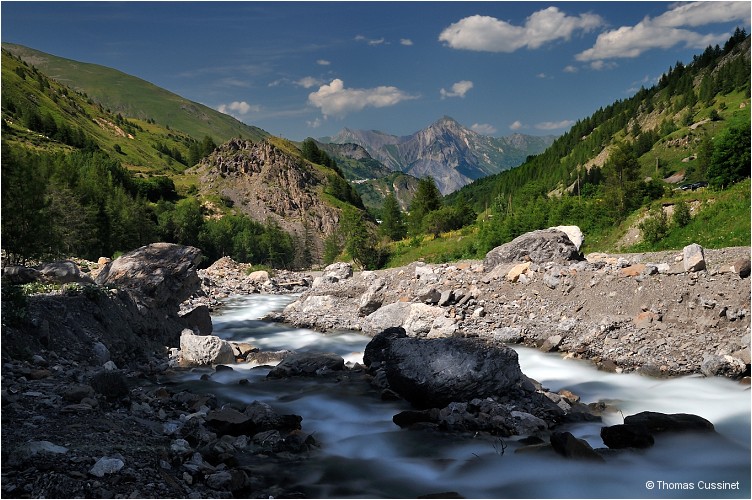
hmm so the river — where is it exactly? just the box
[177,294,751,498]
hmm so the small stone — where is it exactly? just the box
[89,457,125,477]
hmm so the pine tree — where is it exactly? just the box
[409,177,442,234]
[380,194,406,241]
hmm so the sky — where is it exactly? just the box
[2,1,750,141]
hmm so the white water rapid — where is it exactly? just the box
[181,294,751,498]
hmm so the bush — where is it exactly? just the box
[639,207,669,244]
[672,200,691,228]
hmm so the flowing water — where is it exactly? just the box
[176,294,751,498]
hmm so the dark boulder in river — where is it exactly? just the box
[364,327,522,408]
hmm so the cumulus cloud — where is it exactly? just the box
[440,80,474,99]
[471,123,497,135]
[563,65,578,73]
[400,38,414,46]
[317,59,331,66]
[439,7,604,52]
[308,79,418,117]
[535,119,575,131]
[576,1,749,62]
[217,101,258,116]
[509,120,524,131]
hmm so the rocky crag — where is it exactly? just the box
[190,138,346,264]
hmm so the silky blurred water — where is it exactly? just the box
[177,294,751,498]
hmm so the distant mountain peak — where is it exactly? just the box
[327,118,554,194]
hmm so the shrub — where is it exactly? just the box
[639,207,669,244]
[672,200,691,228]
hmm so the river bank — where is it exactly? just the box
[278,245,751,380]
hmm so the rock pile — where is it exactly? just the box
[0,352,315,498]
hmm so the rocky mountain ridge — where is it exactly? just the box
[327,116,555,194]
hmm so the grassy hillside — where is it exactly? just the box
[2,48,201,176]
[3,43,267,144]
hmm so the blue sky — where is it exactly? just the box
[3,1,750,140]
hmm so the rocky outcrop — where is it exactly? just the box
[192,139,349,264]
[3,243,206,367]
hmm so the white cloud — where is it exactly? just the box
[509,120,524,131]
[589,60,618,71]
[576,1,748,63]
[317,59,331,66]
[535,119,575,131]
[652,1,751,28]
[400,38,414,46]
[307,117,323,128]
[439,7,604,52]
[355,35,387,46]
[308,79,418,117]
[296,76,324,89]
[217,101,258,116]
[471,123,497,135]
[440,80,474,99]
[563,65,578,73]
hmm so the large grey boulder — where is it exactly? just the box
[95,243,202,310]
[484,229,582,269]
[361,302,447,338]
[179,329,235,366]
[682,243,706,272]
[364,327,523,408]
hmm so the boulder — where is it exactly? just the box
[322,262,353,281]
[731,257,751,278]
[700,354,747,379]
[549,225,584,250]
[95,243,202,310]
[178,305,213,335]
[363,327,523,408]
[180,329,235,366]
[484,229,582,269]
[39,260,93,284]
[623,411,714,433]
[358,278,385,316]
[682,243,706,272]
[362,302,446,338]
[248,270,270,283]
[266,352,345,378]
[550,431,604,461]
[2,265,41,284]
